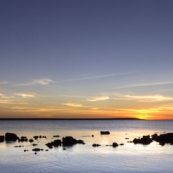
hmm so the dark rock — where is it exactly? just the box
[39,135,47,139]
[33,136,38,140]
[100,131,110,135]
[152,133,173,145]
[62,136,84,146]
[0,136,4,142]
[45,149,49,151]
[133,135,152,145]
[29,139,34,143]
[53,135,60,138]
[120,143,124,146]
[19,136,28,142]
[46,142,53,149]
[92,135,94,137]
[32,148,42,152]
[125,138,129,140]
[32,143,37,146]
[52,139,61,147]
[45,139,61,149]
[78,139,85,144]
[92,144,101,147]
[5,132,18,141]
[112,142,118,147]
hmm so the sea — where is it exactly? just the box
[0,120,173,173]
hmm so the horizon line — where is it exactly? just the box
[0,118,146,120]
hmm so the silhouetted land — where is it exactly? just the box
[0,118,144,120]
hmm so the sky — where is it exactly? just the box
[0,0,173,120]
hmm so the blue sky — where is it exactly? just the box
[0,0,173,119]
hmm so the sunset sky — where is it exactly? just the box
[0,0,173,120]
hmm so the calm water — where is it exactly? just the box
[0,120,173,173]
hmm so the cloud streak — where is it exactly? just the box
[14,93,37,98]
[0,99,13,104]
[63,102,84,107]
[116,81,173,89]
[0,93,13,99]
[0,81,7,85]
[16,78,53,86]
[58,72,134,83]
[87,96,109,102]
[115,94,173,102]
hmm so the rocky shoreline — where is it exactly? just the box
[1,131,173,154]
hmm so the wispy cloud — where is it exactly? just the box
[0,99,13,104]
[63,102,83,107]
[0,81,7,85]
[16,78,53,86]
[57,94,88,98]
[14,93,37,98]
[116,94,173,102]
[0,93,13,99]
[59,72,134,83]
[87,96,109,102]
[116,81,173,89]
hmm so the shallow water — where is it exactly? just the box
[0,120,173,173]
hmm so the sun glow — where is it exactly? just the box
[135,109,155,120]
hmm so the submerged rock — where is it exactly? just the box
[5,132,18,142]
[52,139,61,147]
[46,142,53,149]
[100,131,110,135]
[53,135,60,138]
[0,136,4,142]
[29,139,34,143]
[39,135,47,139]
[32,143,38,146]
[32,148,43,152]
[112,142,118,147]
[45,139,62,149]
[19,136,28,142]
[152,133,173,145]
[92,144,101,147]
[133,135,152,145]
[33,136,38,140]
[62,136,85,146]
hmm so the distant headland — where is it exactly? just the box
[0,118,144,120]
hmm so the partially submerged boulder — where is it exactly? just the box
[133,135,152,145]
[62,136,85,146]
[5,132,18,142]
[53,135,60,138]
[52,139,61,147]
[0,136,4,142]
[112,142,118,147]
[29,139,34,143]
[18,136,28,142]
[152,133,173,145]
[46,143,53,149]
[45,139,61,149]
[32,148,43,152]
[33,136,38,140]
[92,144,101,147]
[100,131,110,135]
